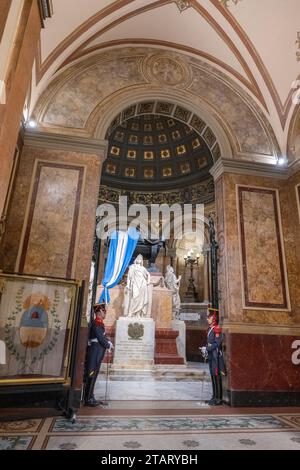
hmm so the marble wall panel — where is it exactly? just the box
[217,172,300,325]
[296,184,300,223]
[0,145,103,304]
[238,186,289,309]
[19,162,84,278]
[227,332,300,391]
[43,57,147,128]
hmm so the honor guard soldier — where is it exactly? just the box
[83,302,114,407]
[200,307,226,406]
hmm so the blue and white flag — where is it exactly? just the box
[98,227,139,304]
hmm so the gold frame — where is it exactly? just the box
[0,272,82,386]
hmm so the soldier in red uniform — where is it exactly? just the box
[200,307,226,406]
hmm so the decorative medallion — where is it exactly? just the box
[4,289,61,370]
[114,131,125,142]
[162,167,173,177]
[219,0,242,8]
[161,149,171,159]
[128,323,144,340]
[172,130,181,140]
[19,294,50,348]
[131,122,140,131]
[129,135,138,144]
[144,54,191,88]
[197,157,207,169]
[124,167,136,178]
[105,163,117,175]
[192,138,201,149]
[127,150,137,160]
[144,168,155,179]
[110,146,120,156]
[174,1,191,13]
[167,118,176,127]
[180,162,191,174]
[144,151,154,160]
[143,135,153,145]
[158,134,167,143]
[176,145,186,155]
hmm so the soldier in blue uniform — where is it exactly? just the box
[200,307,226,406]
[83,302,113,407]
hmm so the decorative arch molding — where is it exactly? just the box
[287,105,300,162]
[94,92,233,161]
[32,47,280,162]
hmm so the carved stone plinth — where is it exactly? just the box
[113,317,155,368]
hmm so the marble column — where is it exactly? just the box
[0,0,41,216]
[210,158,300,406]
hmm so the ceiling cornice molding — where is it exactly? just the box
[24,129,108,156]
[210,158,289,181]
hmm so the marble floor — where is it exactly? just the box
[94,362,212,402]
[1,363,300,450]
[1,412,300,450]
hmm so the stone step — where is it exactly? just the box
[99,363,210,382]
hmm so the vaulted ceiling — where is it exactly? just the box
[30,0,300,160]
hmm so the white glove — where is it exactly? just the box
[199,346,208,359]
[108,341,114,351]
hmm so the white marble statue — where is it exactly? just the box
[123,254,151,317]
[164,265,181,319]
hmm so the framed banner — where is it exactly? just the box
[0,273,81,386]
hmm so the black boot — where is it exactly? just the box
[84,375,101,407]
[89,374,105,406]
[207,375,217,405]
[215,375,223,405]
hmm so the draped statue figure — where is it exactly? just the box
[123,254,151,317]
[164,265,181,320]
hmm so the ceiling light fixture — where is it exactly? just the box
[28,119,37,128]
[276,157,286,166]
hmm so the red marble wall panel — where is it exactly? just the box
[227,332,300,391]
[186,328,207,362]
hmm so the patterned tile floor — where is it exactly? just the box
[1,366,300,450]
[1,411,300,450]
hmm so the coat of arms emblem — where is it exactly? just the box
[127,322,144,340]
